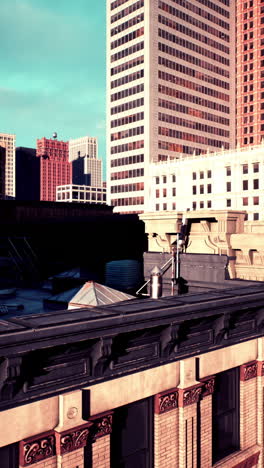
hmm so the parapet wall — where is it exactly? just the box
[139,210,264,281]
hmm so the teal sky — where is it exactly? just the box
[0,0,107,177]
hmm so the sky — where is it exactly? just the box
[0,0,107,177]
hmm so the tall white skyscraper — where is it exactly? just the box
[106,0,236,213]
[0,133,16,199]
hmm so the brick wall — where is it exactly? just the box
[154,409,178,467]
[92,434,110,468]
[19,456,57,468]
[200,395,212,468]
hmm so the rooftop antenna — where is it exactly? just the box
[53,132,57,140]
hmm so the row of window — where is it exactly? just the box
[242,179,259,190]
[158,70,229,102]
[110,154,144,167]
[111,182,144,193]
[158,15,229,57]
[111,196,144,206]
[111,13,144,37]
[111,97,144,116]
[158,98,229,126]
[158,126,229,148]
[169,0,230,29]
[111,112,144,129]
[194,0,229,17]
[158,1,229,43]
[111,0,144,24]
[111,69,144,89]
[158,141,203,155]
[155,188,177,197]
[111,27,144,50]
[158,55,229,91]
[193,170,212,179]
[111,168,144,180]
[158,28,229,66]
[192,184,212,195]
[111,84,144,103]
[111,140,144,154]
[158,84,230,114]
[155,175,177,184]
[158,42,229,79]
[110,0,130,11]
[158,112,229,137]
[111,55,144,76]
[111,41,144,63]
[191,200,212,210]
[111,126,144,141]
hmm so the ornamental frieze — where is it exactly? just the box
[20,432,56,466]
[178,384,203,407]
[90,412,113,440]
[240,361,257,381]
[55,423,92,455]
[154,388,178,414]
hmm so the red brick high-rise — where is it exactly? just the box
[237,0,264,147]
[37,137,72,201]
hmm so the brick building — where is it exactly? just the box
[36,137,72,201]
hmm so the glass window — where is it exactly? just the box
[226,199,231,207]
[253,179,259,189]
[243,180,248,190]
[243,164,248,174]
[253,213,259,220]
[226,166,231,176]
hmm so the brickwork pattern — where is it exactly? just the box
[92,434,110,468]
[179,404,197,468]
[240,378,257,450]
[257,375,264,467]
[200,395,212,468]
[19,455,57,468]
[213,445,260,468]
[154,408,178,468]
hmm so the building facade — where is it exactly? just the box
[69,136,102,188]
[236,0,264,147]
[0,133,16,199]
[56,184,107,204]
[106,0,236,213]
[16,147,40,201]
[146,143,264,221]
[36,137,72,202]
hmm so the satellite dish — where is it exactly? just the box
[53,132,57,140]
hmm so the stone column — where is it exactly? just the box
[240,361,258,450]
[89,412,112,468]
[154,387,179,468]
[178,383,203,468]
[199,376,215,468]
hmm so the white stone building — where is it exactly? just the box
[146,144,264,221]
[69,136,102,188]
[56,184,107,204]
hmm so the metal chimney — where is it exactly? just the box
[150,266,162,299]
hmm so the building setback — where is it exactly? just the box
[36,137,72,202]
[106,0,236,213]
[0,133,16,199]
[147,143,264,220]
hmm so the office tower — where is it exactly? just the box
[36,137,71,201]
[69,136,102,187]
[16,147,40,201]
[0,133,16,199]
[0,145,6,200]
[236,0,264,147]
[106,0,236,213]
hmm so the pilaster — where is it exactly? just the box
[154,388,179,467]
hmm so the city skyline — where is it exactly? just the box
[0,0,107,176]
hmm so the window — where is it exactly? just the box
[192,172,197,180]
[243,180,248,190]
[193,186,197,195]
[200,171,204,179]
[156,204,159,211]
[227,182,231,192]
[207,184,212,194]
[207,170,212,178]
[253,196,259,205]
[253,179,259,189]
[200,185,204,194]
[253,213,259,220]
[200,201,204,208]
[226,166,231,176]
[163,203,167,210]
[172,187,176,196]
[243,197,248,205]
[212,367,240,463]
[192,201,196,210]
[172,174,176,182]
[207,200,212,208]
[155,177,159,184]
[226,199,231,207]
[243,164,248,174]
[163,176,167,183]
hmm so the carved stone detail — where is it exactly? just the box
[200,376,215,397]
[240,361,258,381]
[90,413,113,440]
[20,432,56,466]
[155,388,178,414]
[57,425,91,455]
[257,360,264,377]
[178,384,203,407]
